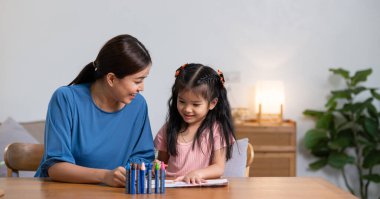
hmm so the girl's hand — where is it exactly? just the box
[174,171,207,184]
[152,159,161,176]
[102,166,126,187]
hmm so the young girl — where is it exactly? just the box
[154,63,236,184]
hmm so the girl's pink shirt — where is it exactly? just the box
[154,124,230,177]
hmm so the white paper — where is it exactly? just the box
[163,179,228,188]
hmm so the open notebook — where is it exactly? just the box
[162,179,228,188]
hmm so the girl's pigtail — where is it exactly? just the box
[217,69,225,86]
[174,63,188,77]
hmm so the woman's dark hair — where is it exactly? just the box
[166,63,236,161]
[69,34,151,85]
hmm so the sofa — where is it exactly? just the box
[18,121,45,143]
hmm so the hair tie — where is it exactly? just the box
[92,61,98,71]
[175,63,188,77]
[217,69,225,85]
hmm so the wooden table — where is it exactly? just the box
[0,177,357,199]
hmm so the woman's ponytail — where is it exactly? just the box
[68,62,97,85]
[68,34,152,86]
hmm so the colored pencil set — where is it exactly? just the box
[125,161,166,194]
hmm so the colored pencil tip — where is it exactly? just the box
[160,162,165,170]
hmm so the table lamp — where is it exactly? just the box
[255,81,285,123]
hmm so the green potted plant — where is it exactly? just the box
[303,68,380,199]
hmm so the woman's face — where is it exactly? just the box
[109,65,151,104]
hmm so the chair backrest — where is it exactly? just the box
[246,142,254,176]
[223,138,254,177]
[4,142,44,177]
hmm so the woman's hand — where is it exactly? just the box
[102,166,126,187]
[174,171,207,184]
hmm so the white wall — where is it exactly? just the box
[1,0,380,197]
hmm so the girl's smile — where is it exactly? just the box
[177,90,217,126]
[183,114,194,121]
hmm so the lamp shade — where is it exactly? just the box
[255,81,285,115]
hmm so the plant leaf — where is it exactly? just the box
[339,112,351,121]
[328,130,353,149]
[370,89,380,100]
[367,103,378,118]
[336,120,353,132]
[352,102,366,114]
[304,129,329,149]
[325,96,337,109]
[362,145,375,157]
[358,137,374,146]
[340,103,354,113]
[309,159,328,171]
[351,68,372,86]
[303,110,325,118]
[316,113,333,130]
[353,98,374,118]
[327,152,354,169]
[341,99,373,115]
[362,174,380,183]
[327,101,337,112]
[311,142,331,157]
[363,150,380,168]
[331,90,352,100]
[363,118,379,139]
[351,86,367,95]
[329,68,350,79]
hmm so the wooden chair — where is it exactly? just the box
[4,142,44,177]
[245,142,254,176]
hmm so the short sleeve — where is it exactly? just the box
[35,87,76,177]
[154,125,167,152]
[126,97,155,164]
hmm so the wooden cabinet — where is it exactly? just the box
[235,120,296,177]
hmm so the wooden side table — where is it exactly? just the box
[235,120,296,177]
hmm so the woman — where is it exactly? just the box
[35,34,155,187]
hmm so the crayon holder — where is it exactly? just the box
[125,162,166,194]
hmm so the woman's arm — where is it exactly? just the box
[48,162,126,187]
[176,147,226,184]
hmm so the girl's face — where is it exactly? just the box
[177,89,217,126]
[108,65,151,104]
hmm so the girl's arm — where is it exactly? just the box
[48,162,126,187]
[176,147,226,184]
[157,150,170,164]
